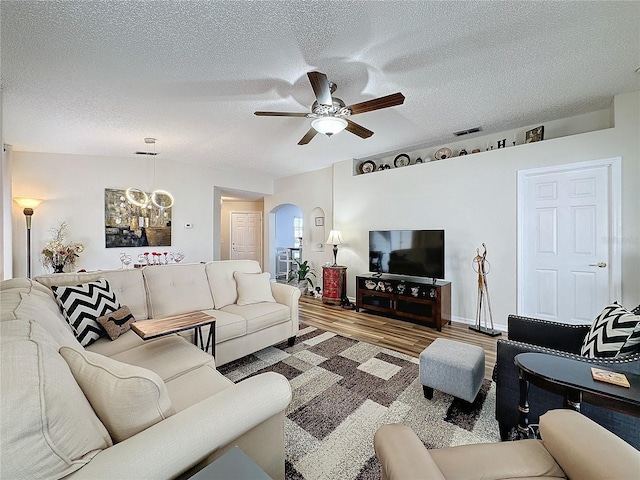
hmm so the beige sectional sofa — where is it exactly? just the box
[1,260,301,479]
[35,260,301,366]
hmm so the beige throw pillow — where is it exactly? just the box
[96,305,135,340]
[233,271,276,305]
[59,347,176,443]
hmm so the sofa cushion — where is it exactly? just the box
[222,302,290,334]
[234,271,276,305]
[0,320,112,479]
[580,302,639,358]
[51,278,120,346]
[59,347,175,443]
[109,335,215,382]
[37,269,149,320]
[2,290,82,349]
[143,264,214,318]
[86,329,146,357]
[96,305,135,340]
[206,260,261,309]
[164,363,234,412]
[201,308,246,343]
[98,268,149,320]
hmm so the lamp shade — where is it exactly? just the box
[14,197,43,210]
[326,230,345,245]
[311,116,348,136]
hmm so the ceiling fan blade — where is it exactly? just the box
[348,92,405,115]
[254,111,308,117]
[307,71,332,106]
[345,119,374,139]
[298,128,318,145]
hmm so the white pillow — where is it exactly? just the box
[233,271,276,306]
[59,347,175,443]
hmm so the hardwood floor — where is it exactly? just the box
[298,295,500,380]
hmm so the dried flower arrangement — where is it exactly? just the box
[41,221,84,273]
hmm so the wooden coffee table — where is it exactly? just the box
[132,311,216,356]
[514,352,640,437]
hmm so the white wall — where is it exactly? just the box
[331,91,639,330]
[10,152,273,276]
[264,166,335,276]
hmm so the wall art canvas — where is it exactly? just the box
[525,125,544,143]
[104,188,172,248]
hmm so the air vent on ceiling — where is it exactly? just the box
[135,151,159,155]
[452,126,482,137]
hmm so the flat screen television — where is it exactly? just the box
[369,229,445,279]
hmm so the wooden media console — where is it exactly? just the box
[356,274,451,331]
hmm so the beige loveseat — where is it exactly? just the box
[374,409,640,479]
[1,260,300,479]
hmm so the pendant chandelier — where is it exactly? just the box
[126,138,174,209]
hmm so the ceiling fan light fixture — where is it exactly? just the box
[311,116,348,136]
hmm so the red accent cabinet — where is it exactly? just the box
[322,266,347,305]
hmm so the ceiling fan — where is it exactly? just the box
[254,71,405,145]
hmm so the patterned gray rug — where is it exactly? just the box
[218,324,500,480]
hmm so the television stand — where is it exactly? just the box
[355,274,451,331]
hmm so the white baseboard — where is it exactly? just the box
[452,315,508,332]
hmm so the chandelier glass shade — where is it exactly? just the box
[311,116,348,136]
[125,187,174,209]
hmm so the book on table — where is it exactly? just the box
[591,367,630,388]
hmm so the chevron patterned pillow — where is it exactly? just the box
[618,305,640,357]
[51,279,120,347]
[580,303,640,358]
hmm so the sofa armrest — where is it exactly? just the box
[270,281,301,308]
[374,424,446,480]
[540,409,640,480]
[68,372,292,480]
[507,315,589,353]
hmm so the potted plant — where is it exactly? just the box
[288,259,317,294]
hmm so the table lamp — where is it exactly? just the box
[326,230,344,266]
[14,197,44,278]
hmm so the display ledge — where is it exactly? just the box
[352,108,612,176]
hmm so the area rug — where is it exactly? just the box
[218,324,500,480]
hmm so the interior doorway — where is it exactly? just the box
[230,212,262,264]
[517,158,621,324]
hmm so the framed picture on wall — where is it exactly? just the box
[525,125,544,143]
[315,217,324,226]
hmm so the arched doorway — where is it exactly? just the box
[270,203,303,282]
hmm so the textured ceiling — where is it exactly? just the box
[2,1,639,181]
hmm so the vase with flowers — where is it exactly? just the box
[41,221,84,273]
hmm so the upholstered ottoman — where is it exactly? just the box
[419,338,485,403]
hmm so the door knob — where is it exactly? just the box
[588,262,607,268]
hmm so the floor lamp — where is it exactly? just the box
[14,197,43,278]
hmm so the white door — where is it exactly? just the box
[231,212,262,264]
[518,158,621,324]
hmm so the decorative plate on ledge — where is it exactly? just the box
[358,160,376,174]
[393,153,410,168]
[434,147,452,160]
